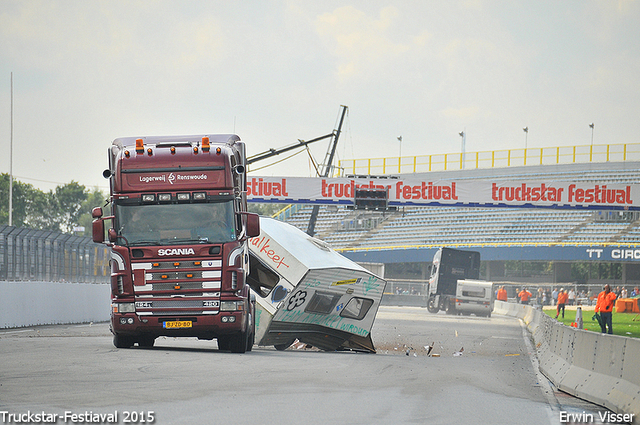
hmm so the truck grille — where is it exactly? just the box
[131,258,222,316]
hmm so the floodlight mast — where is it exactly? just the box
[246,133,334,165]
[306,105,348,236]
[243,106,349,237]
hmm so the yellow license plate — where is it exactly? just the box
[164,320,192,329]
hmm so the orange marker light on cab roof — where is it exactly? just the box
[170,147,176,155]
[193,146,199,154]
[135,138,144,154]
[216,147,222,155]
[147,148,153,156]
[202,137,210,152]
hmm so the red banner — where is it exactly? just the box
[247,176,639,210]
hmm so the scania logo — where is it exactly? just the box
[158,248,195,256]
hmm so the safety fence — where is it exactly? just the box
[0,225,110,283]
[495,300,640,423]
[338,142,640,176]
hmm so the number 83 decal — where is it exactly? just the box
[286,290,307,311]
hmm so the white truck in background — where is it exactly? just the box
[427,248,494,317]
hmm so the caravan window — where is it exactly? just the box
[462,288,485,298]
[340,297,374,320]
[305,292,342,314]
[247,254,280,298]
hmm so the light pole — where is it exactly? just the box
[589,123,594,145]
[9,72,13,226]
[397,136,402,173]
[523,127,528,149]
[459,131,466,169]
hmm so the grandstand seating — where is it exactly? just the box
[277,163,640,250]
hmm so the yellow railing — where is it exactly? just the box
[334,241,640,253]
[337,142,640,176]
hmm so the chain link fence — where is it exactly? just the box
[0,225,109,283]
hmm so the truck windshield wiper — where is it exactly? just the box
[159,237,209,245]
[128,240,162,246]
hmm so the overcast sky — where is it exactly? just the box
[1,0,639,192]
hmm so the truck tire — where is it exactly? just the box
[427,296,439,313]
[228,330,248,353]
[138,335,155,348]
[444,299,455,315]
[113,334,134,349]
[217,336,230,351]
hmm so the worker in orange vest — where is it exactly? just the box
[595,284,617,334]
[496,286,508,302]
[556,289,569,319]
[518,288,532,305]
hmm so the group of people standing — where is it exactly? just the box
[494,284,619,334]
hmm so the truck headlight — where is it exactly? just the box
[220,301,241,312]
[113,303,135,313]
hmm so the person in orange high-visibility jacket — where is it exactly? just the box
[556,289,569,319]
[595,284,617,334]
[496,286,508,302]
[518,288,532,305]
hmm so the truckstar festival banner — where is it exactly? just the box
[247,176,640,210]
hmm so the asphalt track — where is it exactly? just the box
[0,306,619,425]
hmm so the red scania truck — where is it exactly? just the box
[92,134,260,353]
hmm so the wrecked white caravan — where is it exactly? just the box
[247,217,386,353]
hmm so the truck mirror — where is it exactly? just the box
[107,228,118,243]
[92,219,104,243]
[245,212,260,238]
[91,207,103,219]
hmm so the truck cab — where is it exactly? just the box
[92,134,260,352]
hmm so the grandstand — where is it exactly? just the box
[273,159,640,286]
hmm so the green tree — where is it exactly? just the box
[77,188,110,236]
[0,173,39,227]
[54,181,88,233]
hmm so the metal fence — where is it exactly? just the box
[338,142,640,175]
[0,225,110,283]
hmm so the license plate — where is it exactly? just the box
[163,320,192,329]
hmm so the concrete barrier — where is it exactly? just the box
[495,300,640,423]
[0,281,110,328]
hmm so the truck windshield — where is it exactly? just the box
[115,201,237,246]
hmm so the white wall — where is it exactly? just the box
[0,281,110,328]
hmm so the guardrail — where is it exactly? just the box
[0,225,109,283]
[495,300,640,423]
[338,142,640,176]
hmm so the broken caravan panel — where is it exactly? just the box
[92,134,260,353]
[248,217,386,353]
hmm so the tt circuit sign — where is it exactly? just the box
[587,248,640,261]
[247,176,640,211]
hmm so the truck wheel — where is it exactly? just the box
[247,313,255,352]
[228,330,248,353]
[138,336,155,348]
[217,336,230,351]
[427,297,439,313]
[444,300,455,315]
[113,334,134,348]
